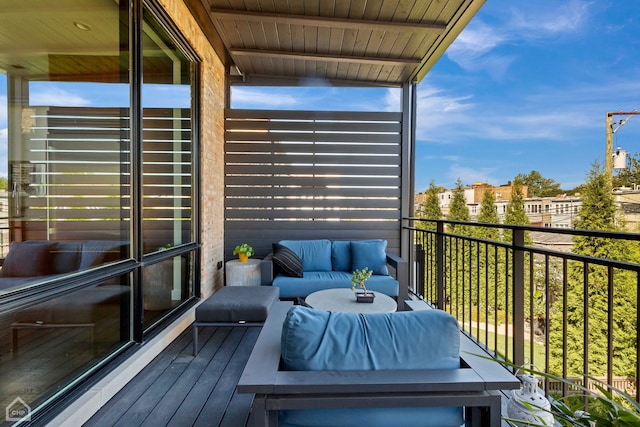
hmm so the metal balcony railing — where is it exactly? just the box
[405,218,640,402]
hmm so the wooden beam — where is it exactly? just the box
[230,48,421,66]
[211,9,447,32]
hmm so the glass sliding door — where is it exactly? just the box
[140,5,196,328]
[0,0,133,416]
[0,0,199,420]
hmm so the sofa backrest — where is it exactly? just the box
[278,239,390,275]
[0,240,126,278]
[281,306,460,371]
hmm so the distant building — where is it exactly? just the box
[416,182,640,232]
[431,182,529,218]
[544,195,582,228]
[613,186,640,231]
[415,182,584,229]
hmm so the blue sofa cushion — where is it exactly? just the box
[281,306,460,371]
[273,271,398,298]
[279,306,463,427]
[272,243,303,277]
[351,240,389,276]
[79,240,125,270]
[50,241,84,274]
[0,241,54,277]
[330,240,351,272]
[279,406,463,427]
[279,239,332,272]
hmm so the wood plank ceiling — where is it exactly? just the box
[201,0,485,87]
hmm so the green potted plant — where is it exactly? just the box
[233,243,254,262]
[351,267,374,303]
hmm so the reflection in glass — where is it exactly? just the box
[0,0,132,414]
[0,0,198,419]
[143,253,192,328]
[142,9,194,254]
[0,275,131,411]
[0,0,131,293]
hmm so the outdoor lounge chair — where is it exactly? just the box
[237,303,520,427]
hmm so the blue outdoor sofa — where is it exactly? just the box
[260,239,408,310]
[237,303,520,427]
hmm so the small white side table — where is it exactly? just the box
[226,259,261,286]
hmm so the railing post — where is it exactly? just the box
[416,242,425,299]
[512,228,525,367]
[436,221,445,310]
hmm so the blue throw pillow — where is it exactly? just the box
[351,240,388,276]
[331,240,351,271]
[272,243,303,278]
[279,240,332,272]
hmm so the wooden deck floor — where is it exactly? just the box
[83,304,514,427]
[84,325,260,427]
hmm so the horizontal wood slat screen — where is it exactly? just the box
[18,106,190,244]
[224,108,403,258]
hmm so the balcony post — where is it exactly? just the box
[436,221,445,310]
[512,228,525,367]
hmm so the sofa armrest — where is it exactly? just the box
[260,253,274,285]
[386,253,408,310]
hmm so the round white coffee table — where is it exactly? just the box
[305,288,397,313]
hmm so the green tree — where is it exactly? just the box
[446,178,470,235]
[515,170,562,197]
[504,178,531,244]
[549,164,637,377]
[444,179,471,316]
[472,189,504,322]
[417,180,442,230]
[0,176,7,190]
[475,189,500,241]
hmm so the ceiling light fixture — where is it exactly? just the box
[73,21,92,31]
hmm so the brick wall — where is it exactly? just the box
[159,0,225,298]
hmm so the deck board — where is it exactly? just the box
[84,303,516,427]
[84,325,259,427]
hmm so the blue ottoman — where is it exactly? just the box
[192,286,279,355]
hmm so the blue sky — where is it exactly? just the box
[232,0,640,192]
[1,1,639,191]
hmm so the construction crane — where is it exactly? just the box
[605,110,640,181]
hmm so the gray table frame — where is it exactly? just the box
[237,302,520,427]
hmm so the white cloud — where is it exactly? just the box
[446,21,514,76]
[447,0,592,74]
[30,87,90,107]
[0,128,7,144]
[383,89,401,112]
[232,88,299,108]
[509,0,589,37]
[448,21,506,59]
[414,84,475,143]
[447,164,497,186]
[414,72,640,147]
